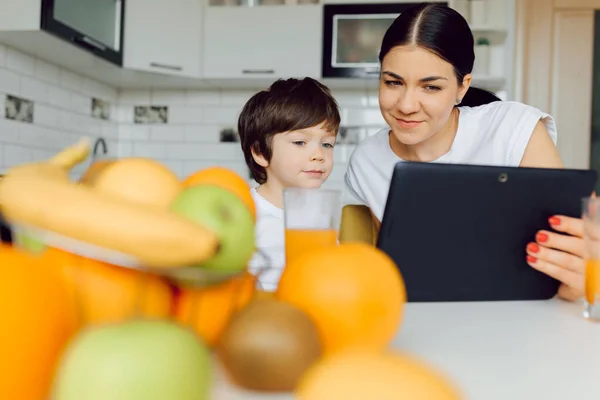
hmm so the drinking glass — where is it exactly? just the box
[283,188,341,266]
[582,196,600,321]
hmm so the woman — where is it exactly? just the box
[344,2,587,301]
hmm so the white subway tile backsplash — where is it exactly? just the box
[219,89,256,107]
[6,48,35,75]
[201,107,240,125]
[117,142,133,157]
[19,125,56,149]
[47,86,71,109]
[132,142,167,158]
[165,143,204,160]
[34,104,59,128]
[184,125,221,143]
[100,122,119,140]
[186,89,220,106]
[151,90,187,106]
[168,106,204,125]
[198,143,243,161]
[70,93,90,114]
[0,119,22,143]
[119,89,151,105]
[166,143,243,161]
[103,139,119,157]
[119,125,150,141]
[34,59,61,85]
[59,69,84,93]
[150,125,185,142]
[4,144,32,165]
[83,78,117,102]
[55,110,75,133]
[21,77,49,104]
[0,68,21,95]
[31,147,55,162]
[116,106,134,123]
[83,118,102,136]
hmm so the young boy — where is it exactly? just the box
[238,77,341,291]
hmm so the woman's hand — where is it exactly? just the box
[525,215,585,301]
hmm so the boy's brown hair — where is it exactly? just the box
[238,77,341,184]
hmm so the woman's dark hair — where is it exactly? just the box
[379,2,500,107]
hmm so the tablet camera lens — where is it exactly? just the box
[499,173,508,183]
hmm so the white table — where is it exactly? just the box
[211,299,600,400]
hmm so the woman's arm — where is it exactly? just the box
[519,120,564,168]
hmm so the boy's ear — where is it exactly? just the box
[251,147,269,168]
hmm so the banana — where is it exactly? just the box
[0,140,219,268]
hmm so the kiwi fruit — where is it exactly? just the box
[216,298,323,392]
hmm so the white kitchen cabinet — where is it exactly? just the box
[202,5,322,79]
[123,0,203,78]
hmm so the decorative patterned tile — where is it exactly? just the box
[134,105,168,124]
[5,94,33,123]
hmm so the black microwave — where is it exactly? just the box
[41,0,125,66]
[322,2,446,78]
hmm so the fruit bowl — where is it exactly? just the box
[10,222,270,288]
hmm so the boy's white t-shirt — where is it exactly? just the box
[247,188,285,292]
[344,101,558,222]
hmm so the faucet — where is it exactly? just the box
[92,137,108,159]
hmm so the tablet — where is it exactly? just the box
[376,162,598,302]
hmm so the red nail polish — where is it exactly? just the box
[527,243,539,253]
[536,232,548,243]
[527,255,537,263]
[549,216,561,226]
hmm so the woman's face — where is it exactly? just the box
[378,45,471,146]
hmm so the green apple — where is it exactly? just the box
[170,185,255,272]
[15,232,46,253]
[52,320,212,400]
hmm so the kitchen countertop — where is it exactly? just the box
[211,298,600,400]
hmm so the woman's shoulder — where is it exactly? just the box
[460,100,551,121]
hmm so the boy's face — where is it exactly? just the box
[254,122,336,190]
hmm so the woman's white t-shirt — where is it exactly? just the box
[344,101,558,222]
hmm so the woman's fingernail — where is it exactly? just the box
[527,255,537,263]
[536,232,548,243]
[527,243,539,253]
[549,216,561,226]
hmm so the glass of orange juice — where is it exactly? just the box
[583,196,600,321]
[283,188,341,266]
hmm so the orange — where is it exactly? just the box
[0,244,78,400]
[276,243,406,355]
[174,271,257,346]
[45,248,174,325]
[296,349,462,400]
[182,166,256,221]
